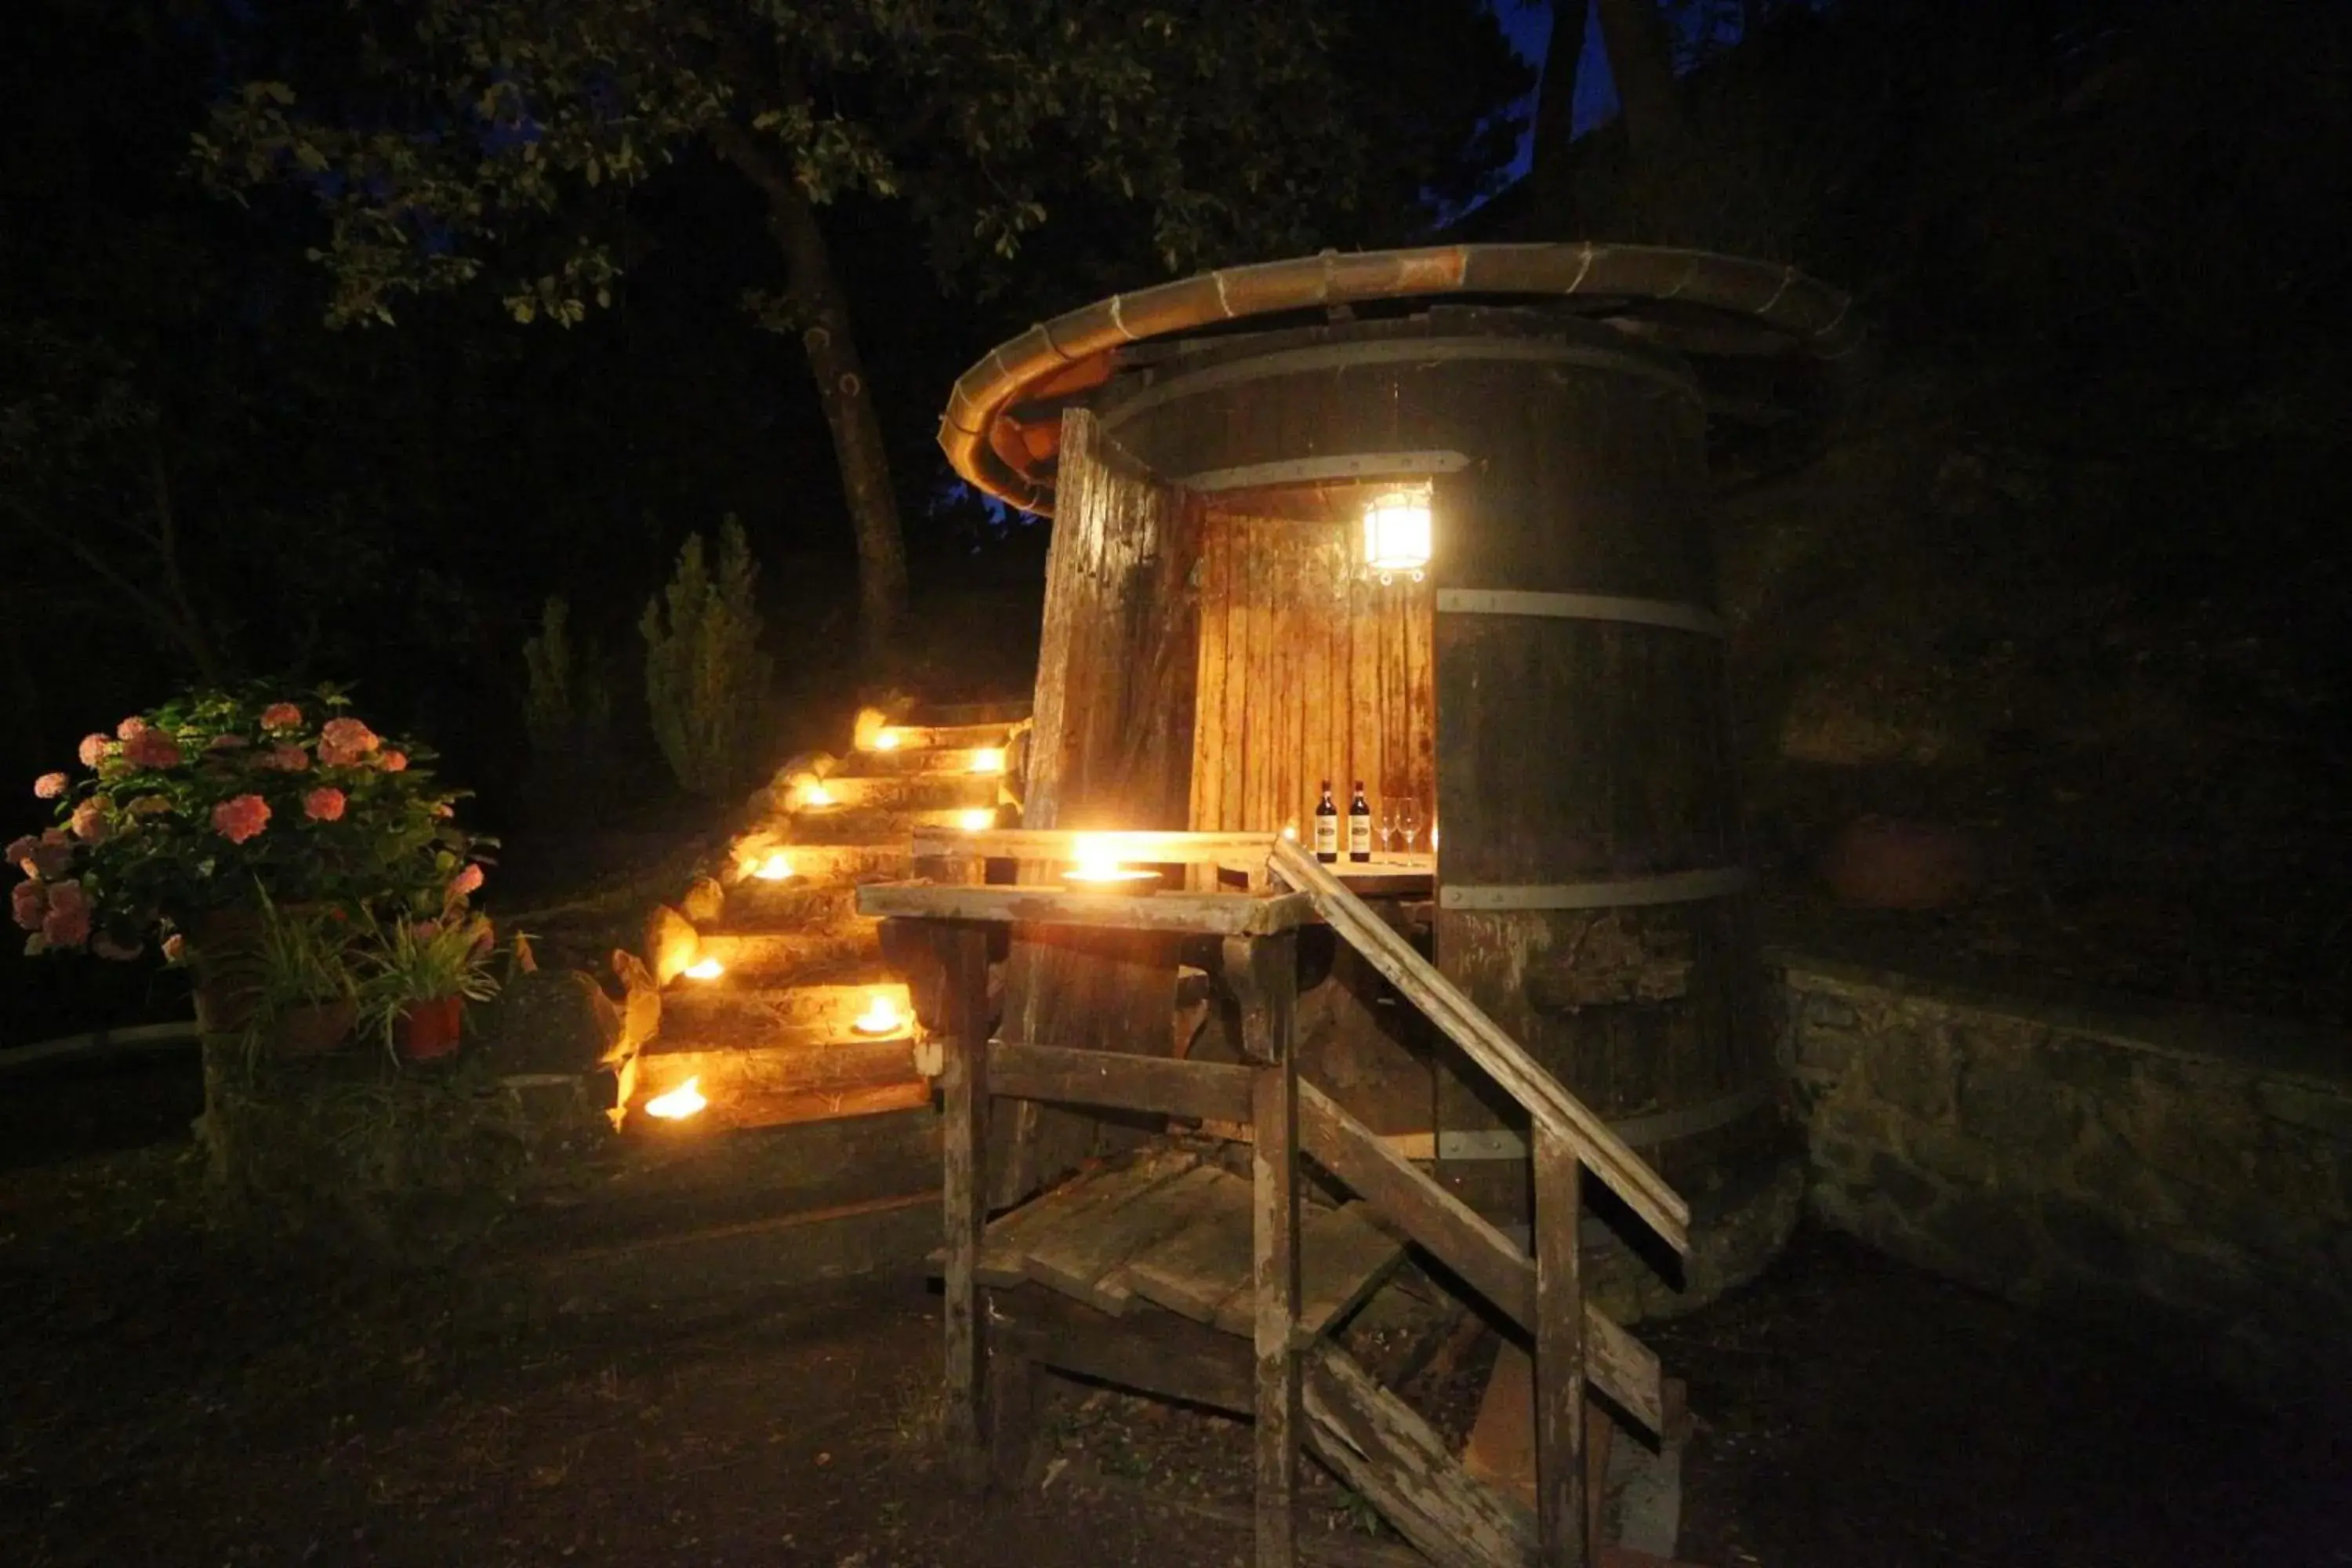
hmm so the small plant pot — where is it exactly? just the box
[272,997,358,1057]
[398,996,466,1062]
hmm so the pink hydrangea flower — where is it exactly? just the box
[78,733,113,768]
[449,863,485,898]
[377,750,408,773]
[122,728,183,769]
[5,834,37,872]
[10,880,45,931]
[262,744,310,772]
[211,793,271,844]
[116,716,149,741]
[303,786,347,822]
[41,880,91,949]
[260,702,303,730]
[318,717,382,767]
[26,830,74,879]
[92,932,142,962]
[162,932,186,963]
[34,771,69,800]
[68,799,111,844]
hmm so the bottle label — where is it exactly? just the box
[1313,815,1338,858]
[1348,815,1371,858]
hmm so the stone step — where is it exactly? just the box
[873,719,1022,753]
[784,805,988,844]
[815,772,1002,814]
[632,1036,927,1133]
[654,978,915,1051]
[720,879,866,929]
[686,924,883,985]
[829,745,1004,779]
[735,843,913,887]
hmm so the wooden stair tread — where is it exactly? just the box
[967,1147,1203,1287]
[1024,1163,1228,1313]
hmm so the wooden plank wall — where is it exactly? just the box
[1188,511,1436,837]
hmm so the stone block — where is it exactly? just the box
[1907,1122,1999,1189]
[1801,990,1860,1032]
[1797,1022,1860,1076]
[1957,1058,2076,1153]
[477,969,624,1074]
[1869,1152,1943,1215]
[1864,1022,1954,1121]
[2255,1078,2352,1144]
[2043,1033,2140,1102]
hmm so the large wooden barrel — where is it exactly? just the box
[1098,306,1800,1315]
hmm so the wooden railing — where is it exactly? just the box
[861,829,1688,1568]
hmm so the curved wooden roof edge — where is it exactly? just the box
[938,242,1859,516]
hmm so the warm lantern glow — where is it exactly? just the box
[752,851,795,881]
[645,1076,707,1120]
[969,747,1004,775]
[1062,833,1160,894]
[852,990,906,1036]
[1363,486,1433,582]
[868,728,902,751]
[683,956,725,981]
[800,780,836,808]
[958,808,993,832]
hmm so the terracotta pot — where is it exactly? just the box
[398,996,465,1062]
[270,996,358,1056]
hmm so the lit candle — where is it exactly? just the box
[801,781,836,808]
[683,956,724,981]
[868,728,902,751]
[958,808,993,832]
[752,851,794,882]
[1060,833,1161,895]
[852,990,906,1036]
[644,1076,706,1120]
[969,747,1004,775]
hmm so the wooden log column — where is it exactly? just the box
[1532,1123,1588,1565]
[1227,930,1301,1568]
[935,922,993,1483]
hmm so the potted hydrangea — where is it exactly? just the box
[9,688,494,1054]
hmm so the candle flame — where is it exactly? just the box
[1280,822,1299,841]
[852,990,905,1036]
[868,728,902,751]
[801,781,835,808]
[752,851,794,881]
[645,1076,706,1120]
[1070,833,1124,881]
[969,747,1004,775]
[958,808,993,832]
[683,956,724,981]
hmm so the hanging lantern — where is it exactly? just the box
[1363,485,1432,583]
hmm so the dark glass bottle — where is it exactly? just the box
[1313,780,1339,863]
[1348,780,1372,862]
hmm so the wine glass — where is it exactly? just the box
[1377,800,1399,856]
[1397,799,1421,855]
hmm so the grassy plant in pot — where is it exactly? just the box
[358,910,501,1062]
[8,686,493,1057]
[236,892,363,1058]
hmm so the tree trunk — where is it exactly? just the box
[1526,0,1595,231]
[1593,0,1686,160]
[708,122,909,666]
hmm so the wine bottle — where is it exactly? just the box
[1313,780,1339,863]
[1348,780,1372,862]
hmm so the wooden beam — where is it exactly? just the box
[989,1039,1254,1123]
[1229,931,1302,1568]
[1297,1080,1664,1439]
[858,881,1313,936]
[1269,839,1690,1255]
[1534,1123,1588,1566]
[1301,1342,1537,1568]
[910,827,1279,865]
[935,923,993,1484]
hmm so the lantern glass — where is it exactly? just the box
[1363,488,1432,577]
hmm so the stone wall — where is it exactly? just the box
[1773,951,2352,1396]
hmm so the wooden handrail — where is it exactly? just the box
[1269,839,1690,1255]
[909,827,1278,864]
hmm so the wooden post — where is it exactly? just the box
[1533,1122,1588,1566]
[936,920,993,1486]
[1227,931,1301,1568]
